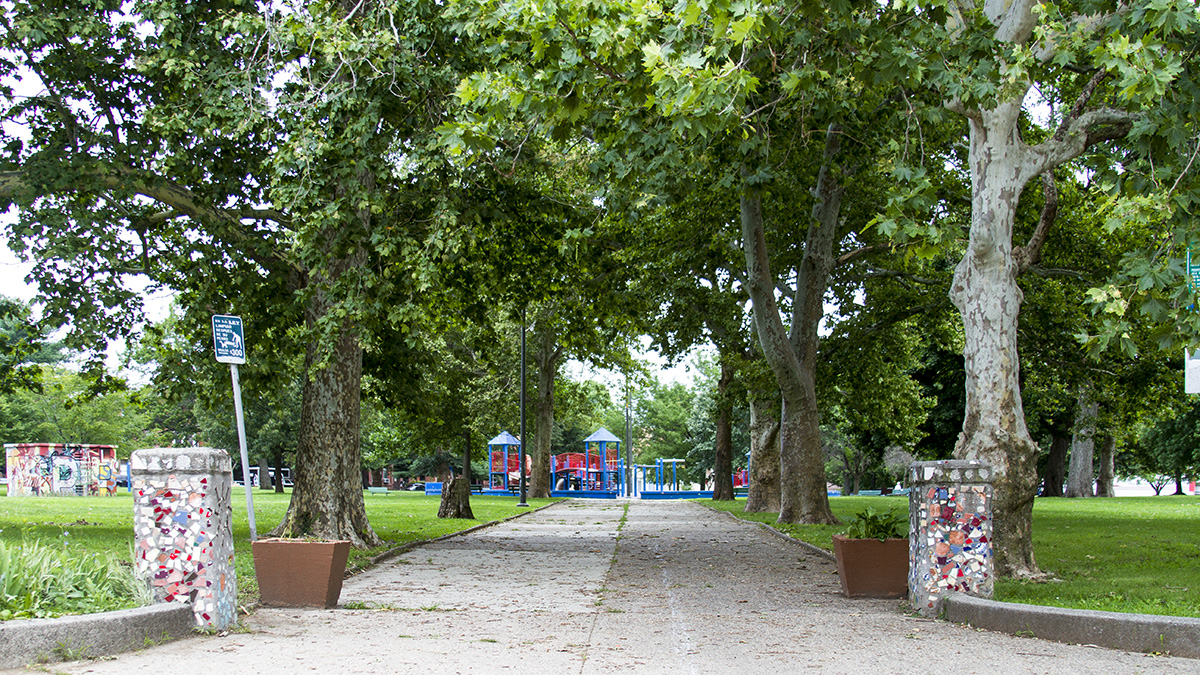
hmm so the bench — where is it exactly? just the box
[366,487,390,495]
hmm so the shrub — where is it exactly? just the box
[0,537,151,621]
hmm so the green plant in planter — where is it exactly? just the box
[842,507,906,541]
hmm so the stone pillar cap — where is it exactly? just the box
[131,447,232,473]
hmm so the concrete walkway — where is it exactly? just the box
[16,500,1199,674]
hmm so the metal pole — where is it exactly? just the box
[230,364,257,541]
[518,308,529,507]
[625,375,633,497]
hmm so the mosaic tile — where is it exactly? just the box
[131,448,237,630]
[909,460,993,617]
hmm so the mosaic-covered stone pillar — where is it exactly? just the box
[132,447,238,630]
[909,460,993,617]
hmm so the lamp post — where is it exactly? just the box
[625,373,633,497]
[518,307,529,507]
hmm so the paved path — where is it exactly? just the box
[25,501,1200,674]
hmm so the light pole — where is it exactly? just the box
[518,307,529,507]
[625,373,633,497]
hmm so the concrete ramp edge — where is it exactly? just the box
[943,592,1200,658]
[0,603,195,669]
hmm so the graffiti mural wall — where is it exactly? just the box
[4,443,119,496]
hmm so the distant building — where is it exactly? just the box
[3,443,119,496]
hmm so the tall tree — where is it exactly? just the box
[0,0,486,546]
[881,0,1200,576]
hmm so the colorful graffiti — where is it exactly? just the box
[4,443,119,496]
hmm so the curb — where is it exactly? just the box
[0,603,195,670]
[699,502,837,562]
[707,502,1200,658]
[361,499,563,568]
[942,592,1200,659]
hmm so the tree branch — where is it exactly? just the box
[1023,265,1087,279]
[861,268,941,286]
[1014,170,1057,274]
[1031,107,1137,175]
[0,166,293,271]
[1055,70,1109,142]
[835,242,898,268]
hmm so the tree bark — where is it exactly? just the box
[711,355,736,501]
[947,0,1136,579]
[1065,383,1097,498]
[438,475,475,519]
[530,325,559,499]
[1042,432,1068,498]
[950,100,1043,577]
[1096,435,1115,497]
[258,458,273,490]
[271,248,381,548]
[273,448,286,494]
[744,394,781,513]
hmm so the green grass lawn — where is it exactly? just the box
[0,485,558,608]
[5,484,1197,619]
[705,494,1200,618]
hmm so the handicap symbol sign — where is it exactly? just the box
[212,315,246,364]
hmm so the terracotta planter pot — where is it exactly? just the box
[252,538,351,608]
[832,534,909,598]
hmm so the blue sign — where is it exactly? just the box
[212,315,246,365]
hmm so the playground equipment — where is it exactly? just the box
[635,458,716,499]
[482,431,529,495]
[550,427,624,499]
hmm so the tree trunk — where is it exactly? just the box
[272,248,381,548]
[463,429,472,488]
[739,127,842,526]
[438,475,475,519]
[744,394,781,513]
[530,326,558,499]
[1042,432,1068,498]
[258,458,273,490]
[777,397,834,522]
[273,448,286,494]
[1065,383,1097,498]
[1096,435,1115,497]
[711,355,736,501]
[950,100,1044,578]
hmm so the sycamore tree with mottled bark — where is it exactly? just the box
[873,0,1199,576]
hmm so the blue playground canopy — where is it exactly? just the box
[488,431,521,446]
[583,428,621,444]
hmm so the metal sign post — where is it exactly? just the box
[213,315,257,541]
